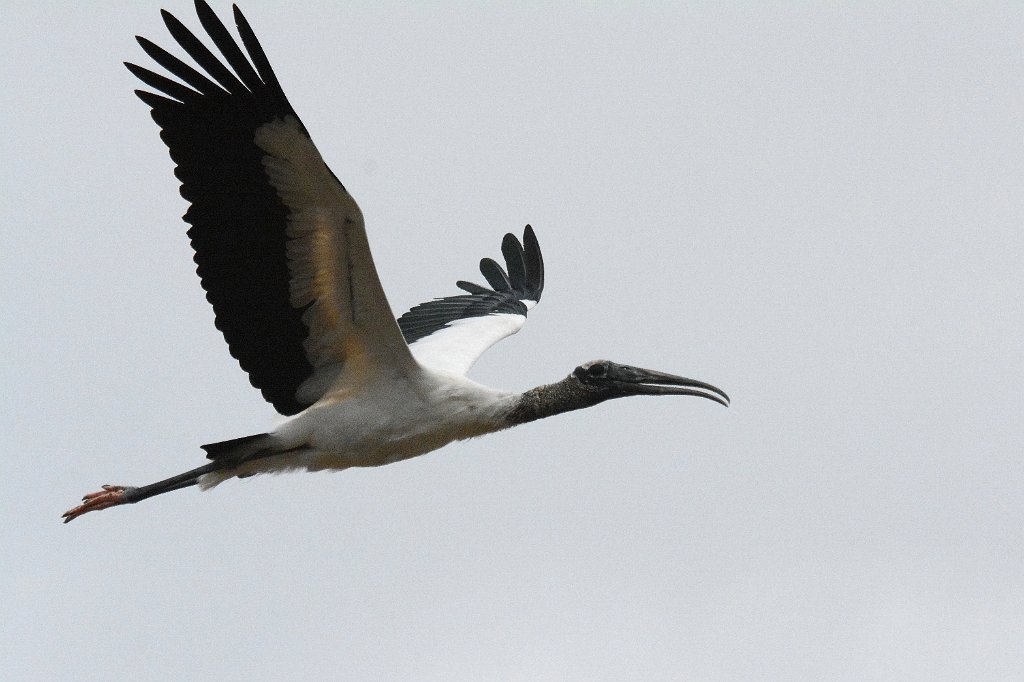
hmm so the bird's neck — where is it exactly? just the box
[504,376,606,427]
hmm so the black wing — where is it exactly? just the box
[128,1,414,415]
[397,226,544,375]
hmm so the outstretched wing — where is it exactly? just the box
[398,226,544,376]
[127,1,416,415]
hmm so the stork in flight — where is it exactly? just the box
[62,1,729,523]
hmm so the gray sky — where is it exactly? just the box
[3,2,1023,680]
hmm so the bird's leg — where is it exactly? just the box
[61,485,134,521]
[62,461,222,523]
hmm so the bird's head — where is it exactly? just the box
[572,360,729,407]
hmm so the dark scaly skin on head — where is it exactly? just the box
[504,361,730,427]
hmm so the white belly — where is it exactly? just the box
[204,371,518,486]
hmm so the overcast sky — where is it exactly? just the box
[3,2,1023,680]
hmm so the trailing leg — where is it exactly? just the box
[62,460,223,523]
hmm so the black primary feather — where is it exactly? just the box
[134,3,546,407]
[397,226,545,345]
[129,1,314,415]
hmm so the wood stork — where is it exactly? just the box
[62,1,729,523]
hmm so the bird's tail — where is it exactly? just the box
[196,433,275,490]
[200,433,272,461]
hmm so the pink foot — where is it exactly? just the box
[62,485,131,523]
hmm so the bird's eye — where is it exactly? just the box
[587,363,608,379]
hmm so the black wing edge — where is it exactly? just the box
[465,225,544,302]
[397,226,545,344]
[128,1,315,416]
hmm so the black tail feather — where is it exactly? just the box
[201,432,270,460]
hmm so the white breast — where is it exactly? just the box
[275,369,518,470]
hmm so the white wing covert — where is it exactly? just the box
[398,226,545,376]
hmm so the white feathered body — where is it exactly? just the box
[198,369,518,489]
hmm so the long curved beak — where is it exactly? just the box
[608,364,730,407]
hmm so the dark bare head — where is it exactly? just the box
[507,360,728,426]
[572,360,729,406]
